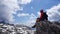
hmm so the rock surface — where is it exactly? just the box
[0,21,60,34]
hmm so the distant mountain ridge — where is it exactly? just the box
[0,21,60,34]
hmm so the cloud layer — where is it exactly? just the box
[0,0,20,23]
[18,0,32,4]
[46,4,60,22]
[17,13,37,27]
[17,13,29,17]
[0,0,32,23]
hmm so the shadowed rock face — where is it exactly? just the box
[35,21,60,34]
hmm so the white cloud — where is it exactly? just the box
[37,12,40,17]
[23,13,37,27]
[17,13,37,27]
[17,13,29,17]
[18,0,32,4]
[0,0,20,23]
[46,4,60,22]
[0,0,32,23]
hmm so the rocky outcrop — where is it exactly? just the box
[0,21,60,34]
[35,21,60,34]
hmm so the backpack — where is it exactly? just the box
[42,12,48,20]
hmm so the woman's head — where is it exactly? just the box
[40,9,43,13]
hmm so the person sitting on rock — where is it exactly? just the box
[39,9,48,21]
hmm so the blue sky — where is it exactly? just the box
[14,0,60,24]
[0,0,60,26]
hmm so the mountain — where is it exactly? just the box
[0,23,35,34]
[0,21,60,34]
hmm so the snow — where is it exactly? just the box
[0,23,35,34]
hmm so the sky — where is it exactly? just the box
[0,0,60,26]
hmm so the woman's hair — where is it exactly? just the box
[40,9,43,13]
